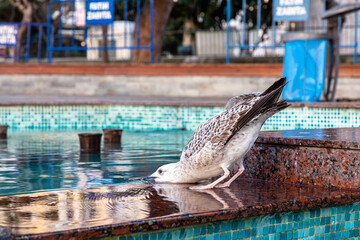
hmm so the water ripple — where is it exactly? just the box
[0,129,192,196]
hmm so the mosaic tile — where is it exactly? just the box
[105,201,360,240]
[0,105,359,131]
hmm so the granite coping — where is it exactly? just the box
[0,95,358,108]
[243,128,360,189]
[0,179,360,240]
[256,128,360,150]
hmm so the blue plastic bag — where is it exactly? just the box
[282,39,327,102]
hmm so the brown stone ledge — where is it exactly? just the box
[0,64,283,77]
[0,63,360,77]
[0,179,360,240]
[243,128,360,189]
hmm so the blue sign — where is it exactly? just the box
[273,0,309,21]
[85,0,114,25]
[0,24,18,46]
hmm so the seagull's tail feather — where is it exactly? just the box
[231,79,289,135]
[260,77,287,105]
[252,100,291,127]
[260,77,286,97]
[261,100,291,117]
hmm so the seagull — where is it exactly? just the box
[149,78,290,190]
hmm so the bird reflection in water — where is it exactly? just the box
[0,182,242,236]
[153,183,244,211]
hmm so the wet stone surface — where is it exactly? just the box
[256,127,360,150]
[0,179,360,239]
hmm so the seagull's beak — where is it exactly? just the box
[144,173,157,182]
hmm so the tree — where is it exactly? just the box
[131,0,174,63]
[101,25,109,63]
[9,0,32,61]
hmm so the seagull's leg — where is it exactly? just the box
[189,166,230,190]
[191,189,229,209]
[223,188,244,207]
[215,164,245,188]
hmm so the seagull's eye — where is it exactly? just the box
[158,169,163,174]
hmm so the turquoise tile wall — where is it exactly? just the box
[0,105,222,130]
[104,202,360,240]
[0,105,359,131]
[264,107,360,130]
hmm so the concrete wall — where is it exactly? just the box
[0,74,358,100]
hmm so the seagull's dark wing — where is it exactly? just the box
[180,78,287,162]
[181,103,251,161]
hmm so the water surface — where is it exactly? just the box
[0,129,192,196]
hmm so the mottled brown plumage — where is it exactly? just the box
[181,78,287,162]
[149,78,290,190]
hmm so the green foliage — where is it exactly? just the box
[162,0,273,54]
[0,1,10,8]
[0,0,49,22]
[169,0,225,30]
[114,0,137,21]
[0,1,14,22]
[167,0,273,31]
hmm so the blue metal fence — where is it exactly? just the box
[2,1,360,64]
[0,22,46,63]
[226,0,360,63]
[46,0,154,63]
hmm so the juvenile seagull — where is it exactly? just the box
[149,78,290,190]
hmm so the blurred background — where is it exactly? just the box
[0,0,358,64]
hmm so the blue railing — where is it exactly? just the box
[0,22,46,63]
[46,0,154,63]
[2,1,360,64]
[226,0,359,63]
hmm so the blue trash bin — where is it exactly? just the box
[282,33,332,102]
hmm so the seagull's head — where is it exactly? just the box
[148,163,184,183]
